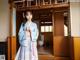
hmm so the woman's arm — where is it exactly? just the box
[31,23,39,42]
[18,23,26,45]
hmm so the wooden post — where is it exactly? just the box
[50,0,52,5]
[55,0,57,4]
[38,0,40,6]
[8,1,17,60]
[43,0,45,5]
[27,1,31,7]
[36,0,38,6]
[7,37,16,60]
[22,0,25,7]
[52,11,54,55]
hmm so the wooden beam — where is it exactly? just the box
[15,3,69,11]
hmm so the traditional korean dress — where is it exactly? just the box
[15,21,39,60]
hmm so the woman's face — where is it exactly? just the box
[26,11,33,21]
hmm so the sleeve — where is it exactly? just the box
[18,23,25,45]
[31,23,39,42]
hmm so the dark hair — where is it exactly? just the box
[26,10,32,16]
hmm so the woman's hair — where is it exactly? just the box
[26,10,32,16]
[22,10,32,26]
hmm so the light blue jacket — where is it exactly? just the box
[18,22,39,46]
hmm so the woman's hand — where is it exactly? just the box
[25,30,30,37]
[26,28,31,33]
[25,28,31,37]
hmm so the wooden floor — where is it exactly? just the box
[39,55,70,60]
[39,55,54,60]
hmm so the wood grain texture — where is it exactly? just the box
[7,36,16,60]
[54,57,70,60]
[73,37,80,60]
[54,36,70,57]
[39,55,54,60]
[54,12,64,36]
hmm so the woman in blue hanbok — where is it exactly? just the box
[15,11,39,60]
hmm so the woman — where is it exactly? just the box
[15,11,39,60]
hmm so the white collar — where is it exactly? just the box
[25,21,32,27]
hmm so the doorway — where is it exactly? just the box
[16,9,53,55]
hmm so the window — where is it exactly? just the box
[41,26,52,32]
[41,26,45,32]
[64,25,68,36]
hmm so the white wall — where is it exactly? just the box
[70,2,80,37]
[12,8,16,36]
[70,0,80,2]
[0,0,9,42]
